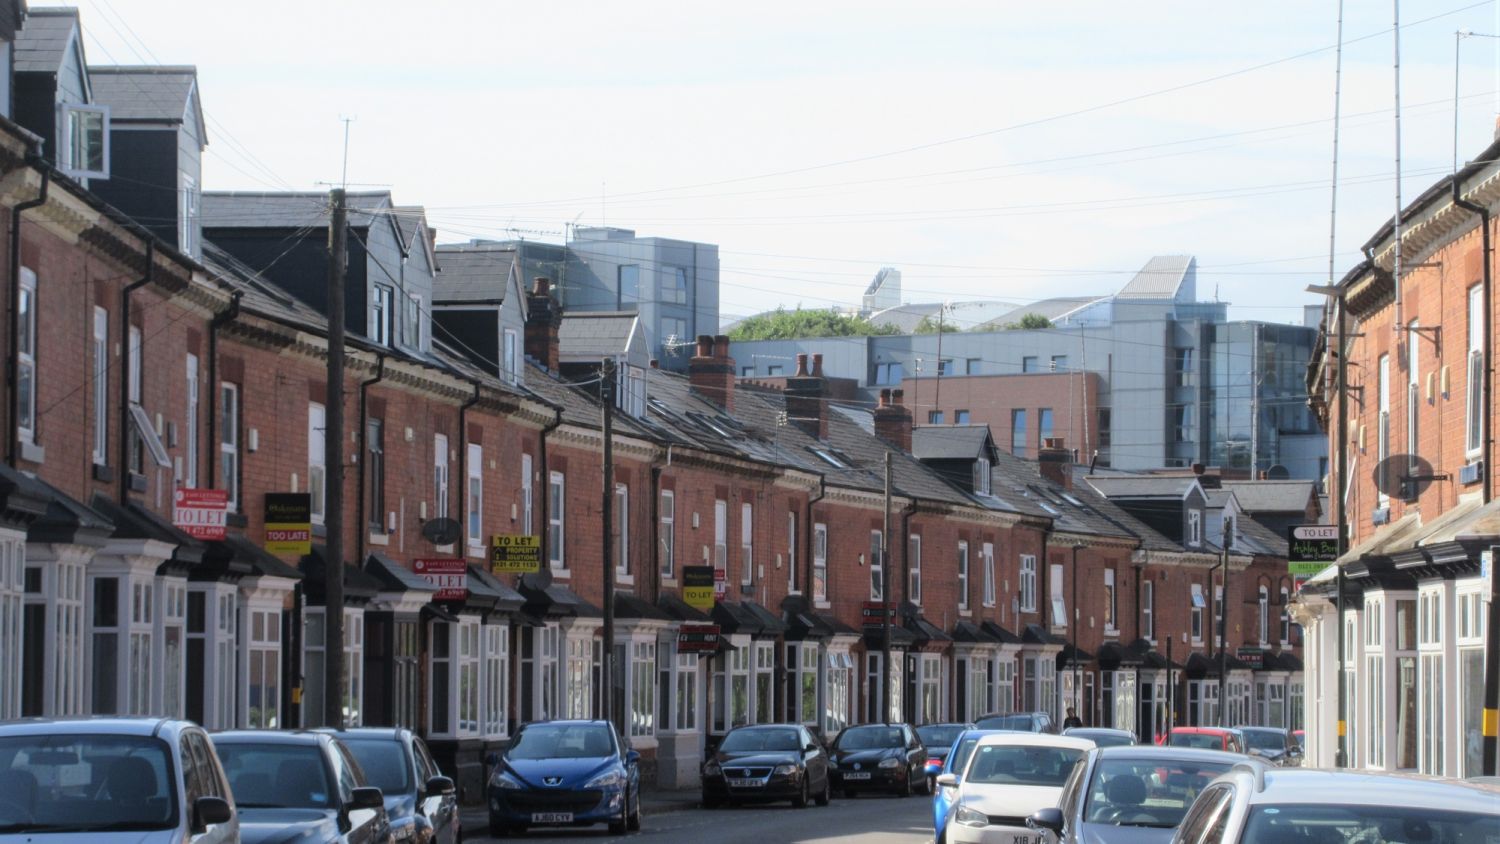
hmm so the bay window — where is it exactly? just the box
[483,624,509,738]
[566,632,592,719]
[245,607,282,728]
[630,640,656,738]
[25,557,86,716]
[753,641,774,724]
[159,581,186,719]
[672,648,699,731]
[302,607,363,727]
[823,650,853,734]
[0,534,22,719]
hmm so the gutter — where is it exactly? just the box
[1452,182,1493,505]
[355,354,387,568]
[206,290,243,488]
[118,241,154,502]
[7,161,46,467]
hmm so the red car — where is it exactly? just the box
[1156,727,1246,753]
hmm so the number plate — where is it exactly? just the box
[727,777,765,788]
[843,772,871,780]
[531,812,573,824]
[1014,836,1037,844]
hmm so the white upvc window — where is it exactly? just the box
[466,443,483,556]
[521,622,561,721]
[1467,285,1484,455]
[917,653,943,724]
[183,354,199,488]
[458,619,480,734]
[1188,510,1202,547]
[812,523,828,603]
[308,403,326,524]
[1214,584,1225,647]
[973,457,991,495]
[672,648,700,731]
[483,624,509,738]
[1416,588,1445,775]
[966,656,989,719]
[1258,586,1270,646]
[1020,554,1037,612]
[158,581,186,720]
[1142,579,1155,640]
[1104,568,1118,633]
[179,172,199,256]
[520,453,534,536]
[16,269,36,443]
[1457,585,1488,777]
[1191,583,1205,642]
[428,618,480,738]
[60,103,109,179]
[714,500,728,589]
[502,328,519,383]
[1408,321,1420,474]
[616,484,631,580]
[30,557,87,715]
[1377,354,1391,507]
[1050,563,1067,628]
[302,607,364,727]
[996,655,1017,715]
[129,580,154,714]
[660,490,675,580]
[869,529,884,601]
[565,633,591,718]
[548,472,566,570]
[957,541,970,611]
[982,542,996,607]
[787,641,819,724]
[630,640,656,738]
[785,511,797,593]
[92,307,108,465]
[908,534,922,604]
[220,384,240,511]
[245,607,282,728]
[370,284,392,346]
[404,292,422,350]
[740,502,753,587]
[823,649,853,734]
[433,434,450,520]
[1280,586,1293,644]
[0,535,22,720]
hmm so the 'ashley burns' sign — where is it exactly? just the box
[1287,524,1340,576]
[264,493,311,555]
[173,488,228,540]
[414,558,468,601]
[677,624,721,653]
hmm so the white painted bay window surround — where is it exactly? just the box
[667,643,700,732]
[239,576,293,729]
[483,623,510,739]
[823,646,855,734]
[1456,581,1488,777]
[302,607,364,727]
[188,582,237,729]
[785,641,819,725]
[428,616,481,738]
[0,532,23,720]
[519,622,561,722]
[88,542,173,718]
[565,627,594,719]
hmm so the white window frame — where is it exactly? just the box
[308,403,326,524]
[92,307,108,464]
[957,541,970,611]
[616,484,631,582]
[179,172,199,256]
[714,500,728,591]
[908,534,922,605]
[158,581,186,720]
[1258,585,1270,646]
[869,529,883,601]
[466,443,483,557]
[245,607,282,729]
[982,542,996,607]
[740,502,753,588]
[1280,586,1292,645]
[1214,584,1225,648]
[404,292,422,351]
[1188,510,1202,547]
[370,284,393,346]
[183,354,199,489]
[1467,285,1484,455]
[1191,583,1205,643]
[0,534,22,720]
[520,453,534,536]
[812,522,828,604]
[16,269,36,443]
[660,490,675,580]
[433,433,450,521]
[483,624,509,738]
[973,457,991,495]
[1377,353,1391,507]
[60,103,109,180]
[672,648,699,732]
[1142,579,1155,641]
[220,383,240,511]
[503,328,518,383]
[785,511,797,594]
[548,472,566,571]
[1050,563,1067,628]
[1104,568,1118,633]
[1020,554,1037,613]
[630,639,656,738]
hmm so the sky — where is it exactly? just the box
[52,0,1500,329]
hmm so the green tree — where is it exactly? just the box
[913,314,960,334]
[1002,313,1052,330]
[727,307,900,340]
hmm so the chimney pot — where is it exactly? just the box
[689,334,735,410]
[533,277,551,296]
[794,353,809,377]
[878,388,892,407]
[891,388,904,406]
[1037,437,1072,489]
[649,359,659,369]
[1192,462,1206,475]
[696,335,714,358]
[812,353,824,378]
[713,335,731,358]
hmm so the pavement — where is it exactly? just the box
[459,786,703,834]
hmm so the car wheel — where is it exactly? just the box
[609,789,629,835]
[628,788,643,832]
[488,814,509,838]
[815,775,831,806]
[702,790,722,809]
[793,777,810,809]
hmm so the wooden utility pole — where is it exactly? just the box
[601,357,617,734]
[882,450,892,722]
[1218,519,1230,727]
[324,187,347,728]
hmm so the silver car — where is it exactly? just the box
[0,716,238,842]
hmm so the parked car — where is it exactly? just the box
[918,723,976,783]
[317,727,459,844]
[1159,727,1245,754]
[1169,766,1500,844]
[212,729,390,844]
[936,732,1094,844]
[1235,727,1301,767]
[1027,745,1246,844]
[1062,727,1137,748]
[975,711,1056,733]
[930,729,1014,844]
[485,720,641,837]
[701,723,831,809]
[829,723,929,798]
[0,716,237,842]
[1292,729,1305,749]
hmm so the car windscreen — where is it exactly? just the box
[1239,730,1284,751]
[1083,757,1235,828]
[215,742,335,809]
[0,733,178,834]
[917,726,964,751]
[341,738,413,795]
[976,715,1036,731]
[836,726,904,750]
[1071,731,1133,747]
[963,744,1084,787]
[1244,804,1500,844]
[1167,733,1224,750]
[507,725,617,760]
[719,729,802,753]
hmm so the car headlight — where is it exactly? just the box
[491,772,524,790]
[773,764,797,776]
[878,757,902,769]
[955,804,990,828]
[585,770,625,790]
[703,761,722,776]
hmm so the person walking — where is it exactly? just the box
[1062,707,1084,730]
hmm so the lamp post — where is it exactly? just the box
[1307,283,1349,769]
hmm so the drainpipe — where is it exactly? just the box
[1452,182,1492,505]
[206,290,243,488]
[7,161,47,467]
[118,241,154,502]
[355,354,387,568]
[457,381,481,542]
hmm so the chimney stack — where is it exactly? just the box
[785,353,828,439]
[1038,436,1072,489]
[525,277,562,371]
[688,334,736,410]
[873,388,913,452]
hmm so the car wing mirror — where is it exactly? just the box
[193,796,233,831]
[1029,807,1065,835]
[350,786,385,810]
[425,775,456,796]
[805,743,819,753]
[935,773,959,788]
[626,749,641,766]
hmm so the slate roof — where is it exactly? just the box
[202,191,391,230]
[1234,514,1289,557]
[559,313,637,363]
[87,66,200,129]
[15,8,79,74]
[433,244,515,304]
[366,552,438,594]
[1084,475,1199,499]
[1116,255,1194,300]
[987,450,1181,551]
[911,425,998,462]
[1219,481,1317,514]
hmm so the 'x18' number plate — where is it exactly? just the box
[531,812,573,824]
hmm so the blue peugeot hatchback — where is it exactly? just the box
[931,729,1014,844]
[486,720,642,837]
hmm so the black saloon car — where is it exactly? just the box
[212,730,391,844]
[975,711,1055,733]
[829,723,928,798]
[317,727,459,844]
[702,724,832,809]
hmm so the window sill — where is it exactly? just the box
[1104,627,1120,638]
[617,573,635,587]
[467,545,485,560]
[92,463,115,483]
[661,578,678,588]
[369,532,390,547]
[814,600,831,610]
[435,543,455,555]
[227,512,248,529]
[982,602,996,609]
[958,608,972,617]
[127,471,148,493]
[551,567,571,580]
[18,440,43,465]
[312,523,328,539]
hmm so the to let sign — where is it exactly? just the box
[414,558,468,600]
[683,566,716,611]
[677,624,721,653]
[490,534,541,574]
[1236,647,1265,670]
[265,493,311,555]
[173,488,227,540]
[862,601,894,627]
[1287,524,1340,576]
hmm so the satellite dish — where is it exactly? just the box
[420,518,462,546]
[1373,454,1439,503]
[520,568,554,590]
[1266,464,1291,480]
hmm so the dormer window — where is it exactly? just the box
[1188,509,1202,547]
[61,104,109,179]
[973,456,991,495]
[370,285,393,346]
[614,361,646,417]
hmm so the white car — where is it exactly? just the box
[937,733,1095,844]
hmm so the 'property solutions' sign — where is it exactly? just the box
[490,534,541,574]
[861,601,895,627]
[414,558,468,601]
[677,624,721,653]
[1287,524,1340,577]
[264,493,311,555]
[173,488,228,540]
[683,566,716,611]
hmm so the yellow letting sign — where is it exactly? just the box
[491,535,541,573]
